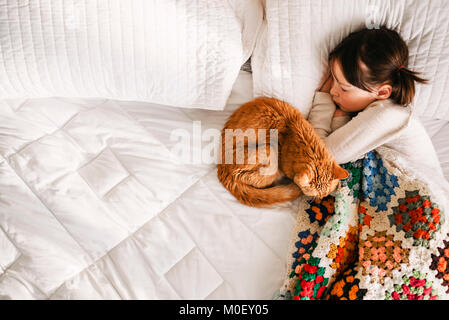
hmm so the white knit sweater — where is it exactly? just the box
[308,92,443,175]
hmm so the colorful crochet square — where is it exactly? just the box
[327,225,358,273]
[361,151,399,212]
[306,195,335,227]
[358,205,372,232]
[289,240,318,279]
[321,193,350,237]
[430,236,449,293]
[385,270,438,300]
[389,190,444,248]
[325,266,367,300]
[359,231,410,284]
[293,256,329,300]
[292,230,319,276]
[341,160,363,202]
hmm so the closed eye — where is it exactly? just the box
[331,69,350,92]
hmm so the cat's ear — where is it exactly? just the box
[295,169,312,187]
[333,164,349,180]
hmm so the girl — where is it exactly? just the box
[308,26,444,175]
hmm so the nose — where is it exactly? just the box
[330,82,338,97]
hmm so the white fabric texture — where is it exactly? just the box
[0,71,299,299]
[252,0,449,120]
[420,117,449,182]
[0,0,263,110]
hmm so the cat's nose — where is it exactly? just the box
[318,190,329,199]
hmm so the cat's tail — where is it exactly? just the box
[226,181,301,208]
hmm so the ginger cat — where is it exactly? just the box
[217,97,349,207]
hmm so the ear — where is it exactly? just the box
[333,164,349,180]
[294,167,313,187]
[375,84,392,100]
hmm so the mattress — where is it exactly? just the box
[0,70,447,300]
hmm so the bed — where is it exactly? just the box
[1,68,448,300]
[0,0,448,300]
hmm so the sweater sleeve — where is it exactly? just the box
[331,115,351,132]
[307,92,336,140]
[323,101,412,164]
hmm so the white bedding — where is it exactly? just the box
[0,71,298,300]
[252,0,449,120]
[419,117,449,182]
[1,0,448,301]
[0,70,448,300]
[0,0,449,300]
[0,0,263,111]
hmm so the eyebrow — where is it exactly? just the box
[330,67,351,88]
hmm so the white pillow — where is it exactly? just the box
[252,0,449,120]
[0,0,263,110]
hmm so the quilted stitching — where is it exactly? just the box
[0,158,90,297]
[1,92,290,299]
[165,247,224,300]
[0,98,208,298]
[0,228,20,274]
[78,147,130,198]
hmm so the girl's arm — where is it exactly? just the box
[307,91,351,139]
[307,73,349,139]
[307,91,336,140]
[323,101,411,164]
[331,108,351,132]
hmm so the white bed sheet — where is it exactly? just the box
[419,117,449,183]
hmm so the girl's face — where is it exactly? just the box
[329,60,379,113]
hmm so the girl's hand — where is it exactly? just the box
[334,108,349,117]
[319,72,333,93]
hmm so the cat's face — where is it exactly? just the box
[294,162,349,199]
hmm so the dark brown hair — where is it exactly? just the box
[328,26,428,106]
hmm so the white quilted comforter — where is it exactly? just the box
[0,71,298,300]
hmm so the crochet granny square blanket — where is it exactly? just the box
[275,147,449,300]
